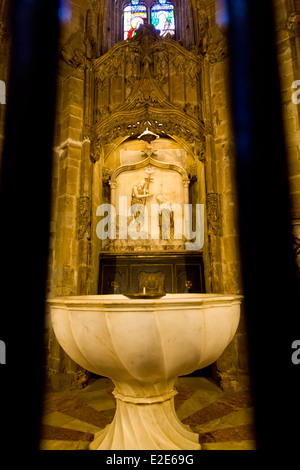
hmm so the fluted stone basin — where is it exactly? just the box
[48,293,242,450]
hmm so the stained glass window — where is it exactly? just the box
[124,4,147,40]
[124,1,175,40]
[151,2,175,37]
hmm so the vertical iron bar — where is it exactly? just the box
[227,0,300,450]
[0,0,59,452]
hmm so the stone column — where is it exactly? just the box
[110,180,117,207]
[77,60,94,296]
[202,52,224,294]
[47,57,92,390]
[199,8,250,391]
[47,2,105,390]
[183,178,190,205]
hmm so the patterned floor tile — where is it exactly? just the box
[39,439,90,450]
[202,440,257,450]
[39,376,257,450]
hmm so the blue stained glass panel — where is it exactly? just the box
[151,3,175,37]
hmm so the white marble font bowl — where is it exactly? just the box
[49,293,242,450]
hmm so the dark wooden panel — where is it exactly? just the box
[175,264,203,293]
[98,253,205,295]
[130,264,173,294]
[101,265,129,294]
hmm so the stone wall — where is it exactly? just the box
[273,0,300,280]
[196,0,249,391]
[46,0,99,390]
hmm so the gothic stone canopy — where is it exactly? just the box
[91,24,204,153]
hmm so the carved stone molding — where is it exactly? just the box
[206,193,222,236]
[193,139,206,163]
[110,156,189,184]
[141,143,158,159]
[61,6,99,69]
[0,22,5,43]
[204,119,213,136]
[102,166,113,184]
[90,140,102,163]
[61,29,87,69]
[92,24,203,149]
[292,232,300,281]
[286,11,300,36]
[77,196,91,240]
[184,102,201,119]
[85,9,99,59]
[195,0,209,53]
[207,39,228,64]
[292,233,300,255]
[61,47,86,68]
[92,112,203,152]
[188,163,198,182]
[91,0,100,13]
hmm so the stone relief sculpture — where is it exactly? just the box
[77,196,91,241]
[207,192,222,236]
[292,222,300,282]
[196,0,209,53]
[131,165,155,207]
[131,178,153,205]
[156,194,171,210]
[286,11,300,36]
[130,168,154,234]
[157,194,174,240]
[108,156,188,249]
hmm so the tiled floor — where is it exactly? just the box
[39,376,257,450]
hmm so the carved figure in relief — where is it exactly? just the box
[130,178,151,232]
[130,167,155,232]
[157,195,174,239]
[85,9,99,58]
[131,179,153,205]
[196,0,209,52]
[156,194,171,211]
[286,12,300,35]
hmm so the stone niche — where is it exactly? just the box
[103,138,194,253]
[98,137,205,295]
